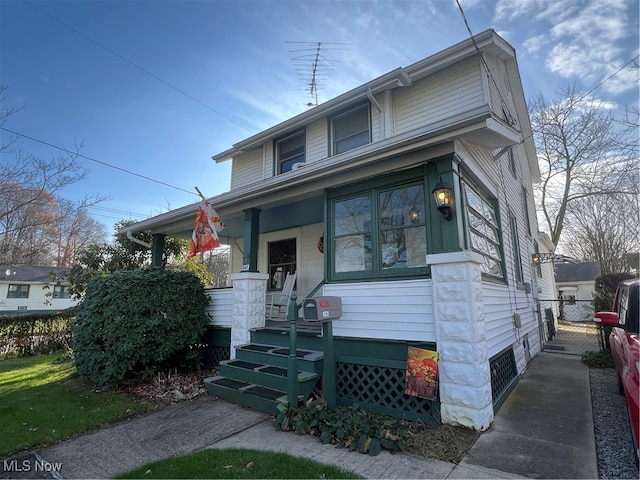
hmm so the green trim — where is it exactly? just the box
[327,165,432,282]
[242,208,261,272]
[203,326,231,347]
[151,233,165,268]
[425,157,462,254]
[460,172,507,283]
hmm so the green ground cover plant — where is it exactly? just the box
[0,353,149,457]
[116,448,362,479]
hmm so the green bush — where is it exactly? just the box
[73,268,210,389]
[581,349,614,368]
[275,400,408,456]
[594,273,635,312]
[0,308,76,358]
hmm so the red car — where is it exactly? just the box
[595,278,640,460]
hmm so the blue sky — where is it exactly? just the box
[1,0,638,232]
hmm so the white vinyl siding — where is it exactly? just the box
[394,57,484,135]
[306,119,327,164]
[323,279,434,341]
[204,287,234,327]
[484,54,518,127]
[231,149,264,189]
[483,283,538,358]
[0,282,77,313]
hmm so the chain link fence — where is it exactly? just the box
[542,300,601,356]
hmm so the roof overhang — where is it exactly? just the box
[213,29,517,164]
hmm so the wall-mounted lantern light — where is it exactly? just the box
[432,178,453,221]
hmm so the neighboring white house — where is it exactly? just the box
[124,29,550,430]
[0,265,78,315]
[555,261,602,322]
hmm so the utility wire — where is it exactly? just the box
[0,126,199,197]
[23,0,254,135]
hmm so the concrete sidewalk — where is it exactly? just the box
[2,352,597,479]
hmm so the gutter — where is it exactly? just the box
[126,229,152,249]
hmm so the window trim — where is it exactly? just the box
[274,129,306,175]
[329,102,371,156]
[7,284,30,299]
[327,168,429,282]
[461,177,506,281]
[509,211,524,286]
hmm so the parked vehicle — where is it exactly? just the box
[595,278,640,460]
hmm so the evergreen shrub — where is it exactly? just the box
[73,268,210,389]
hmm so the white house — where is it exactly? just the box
[555,261,602,322]
[0,265,78,315]
[124,29,549,430]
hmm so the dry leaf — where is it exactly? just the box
[245,461,254,470]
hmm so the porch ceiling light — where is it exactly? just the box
[432,179,453,221]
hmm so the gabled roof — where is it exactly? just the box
[212,28,538,183]
[0,265,69,283]
[555,261,602,283]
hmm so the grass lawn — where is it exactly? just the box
[116,448,362,479]
[0,353,150,457]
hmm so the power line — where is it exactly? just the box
[0,126,199,197]
[23,0,254,135]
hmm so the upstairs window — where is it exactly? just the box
[331,103,371,155]
[7,284,29,299]
[276,130,305,174]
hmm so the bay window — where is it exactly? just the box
[330,174,428,280]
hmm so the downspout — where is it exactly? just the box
[126,229,152,249]
[367,88,385,141]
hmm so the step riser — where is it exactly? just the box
[235,349,324,375]
[207,382,282,415]
[251,330,322,350]
[219,362,317,393]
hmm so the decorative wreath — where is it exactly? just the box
[317,235,324,253]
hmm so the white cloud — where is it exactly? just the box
[502,0,637,96]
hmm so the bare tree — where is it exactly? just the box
[561,191,639,274]
[53,203,108,267]
[529,85,639,249]
[0,85,107,265]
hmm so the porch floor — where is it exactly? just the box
[261,319,322,336]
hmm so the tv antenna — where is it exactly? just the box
[287,41,350,107]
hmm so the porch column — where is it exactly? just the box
[242,208,260,272]
[426,251,493,430]
[151,233,166,268]
[229,272,269,358]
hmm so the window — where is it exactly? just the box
[331,179,427,280]
[508,148,517,176]
[533,241,542,278]
[276,130,305,174]
[331,104,371,155]
[462,180,504,279]
[521,186,532,235]
[509,212,524,284]
[7,284,29,298]
[53,284,71,299]
[268,238,296,291]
